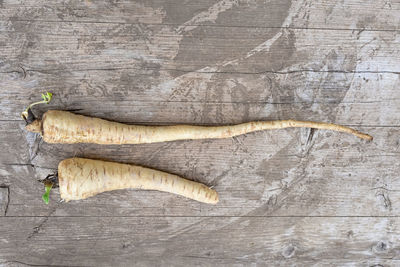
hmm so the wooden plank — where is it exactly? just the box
[1,71,399,122]
[2,122,399,217]
[0,0,399,30]
[1,1,399,74]
[0,217,398,266]
[0,25,399,72]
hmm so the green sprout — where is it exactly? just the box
[21,92,53,120]
[42,183,53,204]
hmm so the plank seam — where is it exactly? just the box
[4,19,400,32]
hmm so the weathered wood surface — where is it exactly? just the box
[0,0,399,266]
[1,217,400,266]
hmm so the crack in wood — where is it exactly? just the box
[5,18,400,32]
[306,128,315,147]
[299,128,316,157]
[0,260,83,267]
[0,185,10,216]
[3,215,400,218]
[26,206,58,240]
[376,191,392,211]
[2,68,398,75]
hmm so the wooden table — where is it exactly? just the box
[1,1,399,265]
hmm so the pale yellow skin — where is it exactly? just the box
[59,158,219,204]
[28,110,373,144]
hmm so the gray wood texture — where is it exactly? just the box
[0,0,399,266]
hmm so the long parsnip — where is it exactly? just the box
[58,158,219,204]
[26,110,373,144]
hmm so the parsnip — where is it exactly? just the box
[57,158,218,204]
[26,110,373,144]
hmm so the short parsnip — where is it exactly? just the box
[26,109,373,144]
[45,158,219,204]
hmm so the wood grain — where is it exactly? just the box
[0,217,399,266]
[1,71,399,123]
[0,0,399,265]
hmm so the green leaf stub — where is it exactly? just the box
[42,184,52,204]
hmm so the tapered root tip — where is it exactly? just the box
[26,119,42,133]
[364,134,373,141]
[355,132,373,141]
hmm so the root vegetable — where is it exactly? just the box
[54,158,218,204]
[26,109,373,144]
